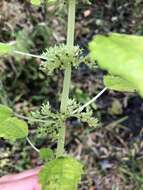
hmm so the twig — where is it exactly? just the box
[14,113,48,123]
[14,50,46,59]
[26,137,40,153]
[73,87,107,114]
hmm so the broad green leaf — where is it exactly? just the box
[0,43,13,55]
[104,75,136,92]
[0,104,13,123]
[40,148,54,161]
[89,33,143,97]
[0,117,28,140]
[31,0,41,5]
[39,156,83,190]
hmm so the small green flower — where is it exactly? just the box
[40,44,84,74]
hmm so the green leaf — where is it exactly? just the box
[89,33,143,97]
[31,0,41,5]
[0,43,13,55]
[0,117,28,140]
[0,104,13,123]
[39,156,83,190]
[104,75,136,92]
[40,148,54,161]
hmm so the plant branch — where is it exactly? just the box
[14,50,45,59]
[56,0,76,158]
[14,113,48,123]
[73,87,107,114]
[60,0,76,113]
[26,137,40,153]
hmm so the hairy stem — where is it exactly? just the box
[56,0,76,158]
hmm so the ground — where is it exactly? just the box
[0,0,143,189]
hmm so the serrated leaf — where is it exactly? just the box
[0,117,28,140]
[0,104,13,123]
[0,43,13,55]
[31,0,41,5]
[104,75,136,92]
[39,156,83,190]
[40,148,54,161]
[89,33,143,97]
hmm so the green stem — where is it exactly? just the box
[26,137,40,153]
[66,0,76,47]
[56,0,76,158]
[44,0,48,21]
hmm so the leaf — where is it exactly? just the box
[40,148,54,161]
[39,156,83,190]
[0,43,13,55]
[89,33,143,97]
[0,117,28,140]
[0,104,13,123]
[104,75,136,92]
[0,104,28,141]
[31,0,41,5]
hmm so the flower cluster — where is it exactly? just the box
[40,44,85,74]
[29,99,98,141]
